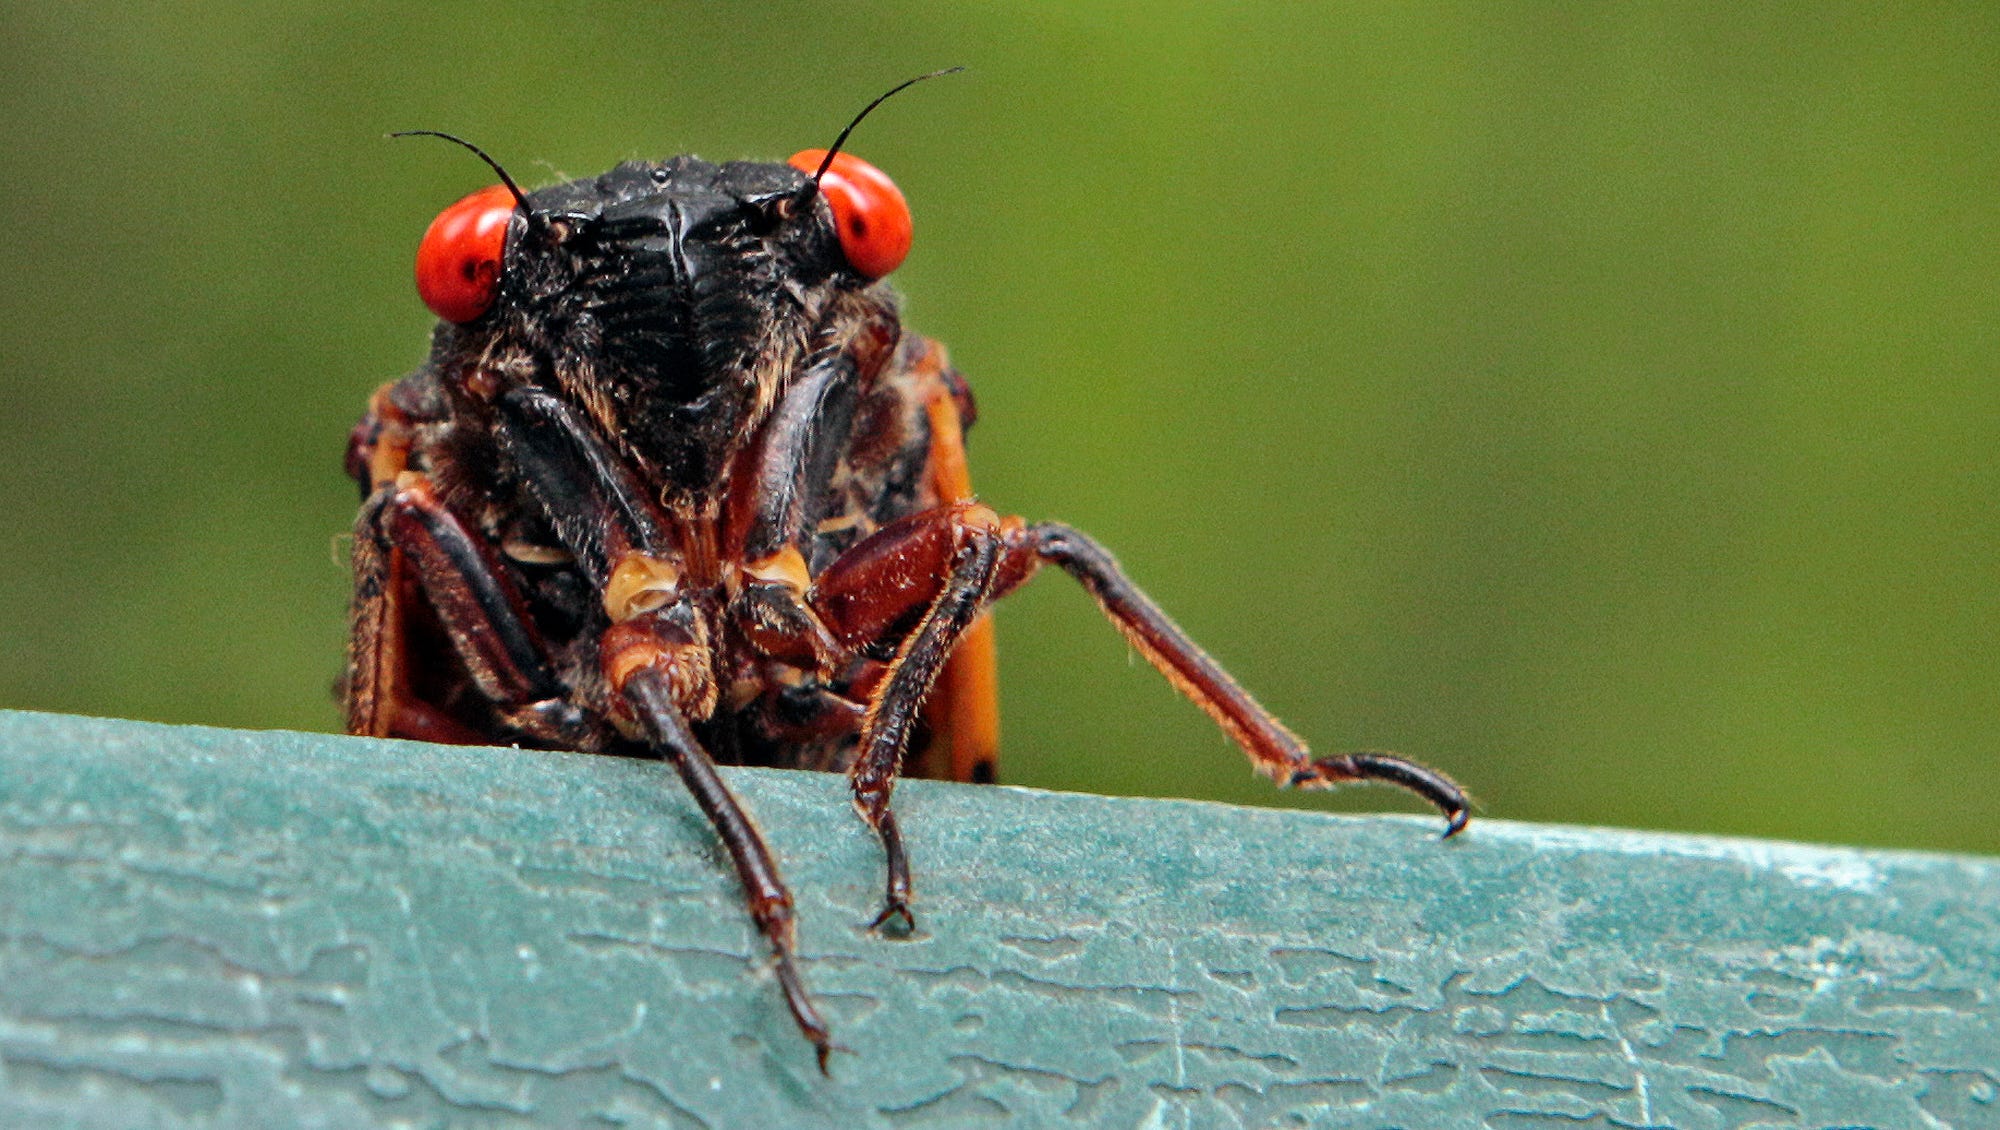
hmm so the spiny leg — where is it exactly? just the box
[1292,754,1470,836]
[855,525,1001,931]
[721,347,869,675]
[492,388,843,1068]
[621,664,841,1074]
[811,502,1008,931]
[346,472,588,746]
[495,386,678,583]
[1021,522,1469,836]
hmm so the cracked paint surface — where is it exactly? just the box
[0,710,1995,1127]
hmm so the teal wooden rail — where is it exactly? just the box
[0,710,1994,1127]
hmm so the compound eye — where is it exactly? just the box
[787,149,910,278]
[414,183,517,323]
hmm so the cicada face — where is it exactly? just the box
[414,151,911,497]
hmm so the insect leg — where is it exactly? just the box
[722,307,907,678]
[346,473,590,745]
[495,386,678,584]
[723,351,866,673]
[1018,523,1469,836]
[610,636,839,1074]
[736,351,864,565]
[491,384,841,1068]
[347,500,479,745]
[812,502,1007,930]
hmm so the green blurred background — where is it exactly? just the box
[3,5,1996,854]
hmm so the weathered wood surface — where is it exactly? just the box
[0,710,1994,1127]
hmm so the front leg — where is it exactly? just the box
[485,388,841,1070]
[810,502,1011,930]
[612,649,838,1074]
[346,472,592,746]
[722,306,898,675]
[495,386,678,586]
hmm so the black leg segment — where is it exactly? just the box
[1028,521,1469,836]
[622,668,841,1074]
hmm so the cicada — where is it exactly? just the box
[344,74,1467,1072]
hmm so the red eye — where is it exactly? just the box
[787,149,911,278]
[414,183,517,323]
